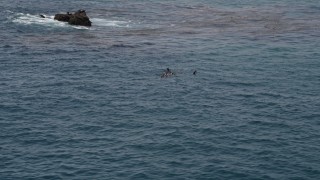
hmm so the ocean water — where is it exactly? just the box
[1,0,320,179]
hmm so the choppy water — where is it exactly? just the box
[1,0,320,179]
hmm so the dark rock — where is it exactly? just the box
[39,14,46,18]
[54,9,91,27]
[68,10,91,26]
[54,14,71,22]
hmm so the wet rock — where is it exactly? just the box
[54,10,91,26]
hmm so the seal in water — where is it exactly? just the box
[39,14,45,18]
[161,68,174,78]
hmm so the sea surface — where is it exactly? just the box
[1,0,320,179]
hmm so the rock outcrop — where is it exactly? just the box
[54,10,91,26]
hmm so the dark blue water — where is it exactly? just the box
[1,1,320,179]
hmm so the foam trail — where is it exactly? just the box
[90,18,131,27]
[12,13,67,27]
[10,13,132,29]
[11,13,90,29]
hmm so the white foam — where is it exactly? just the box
[12,13,68,28]
[90,18,131,27]
[72,26,90,30]
[10,13,132,30]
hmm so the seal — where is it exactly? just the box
[193,70,197,75]
[39,14,46,18]
[161,68,174,78]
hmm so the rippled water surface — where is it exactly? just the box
[1,0,320,179]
